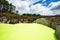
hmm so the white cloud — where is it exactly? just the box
[41,10,56,16]
[7,0,30,7]
[7,0,40,6]
[30,4,48,13]
[7,0,30,14]
[49,1,60,15]
[7,0,60,16]
[43,0,46,2]
[30,4,55,16]
[49,1,60,9]
[15,1,30,13]
[52,10,60,15]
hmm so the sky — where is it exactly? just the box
[7,0,60,16]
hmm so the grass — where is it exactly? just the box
[0,23,57,40]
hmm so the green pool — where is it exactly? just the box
[0,23,57,40]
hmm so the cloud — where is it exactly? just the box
[49,1,60,15]
[50,5,60,10]
[7,0,40,6]
[7,0,60,16]
[52,10,60,15]
[49,1,60,9]
[30,1,60,16]
[30,4,55,16]
[7,0,30,14]
[43,0,46,1]
[15,1,30,13]
[30,4,45,13]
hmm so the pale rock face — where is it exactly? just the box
[0,23,56,40]
[0,17,8,23]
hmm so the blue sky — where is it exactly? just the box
[7,0,60,16]
[32,0,60,6]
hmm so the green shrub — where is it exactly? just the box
[33,18,50,26]
[55,25,60,40]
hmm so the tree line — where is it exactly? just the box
[22,13,41,16]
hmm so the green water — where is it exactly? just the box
[0,23,57,40]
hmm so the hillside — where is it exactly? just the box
[0,12,60,29]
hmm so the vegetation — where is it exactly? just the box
[0,0,60,39]
[33,18,50,26]
[0,0,60,30]
[0,0,17,13]
[55,25,60,40]
[22,13,40,16]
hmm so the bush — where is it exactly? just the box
[55,25,60,40]
[33,18,50,26]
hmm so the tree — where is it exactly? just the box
[22,13,26,16]
[16,10,18,13]
[0,0,9,12]
[37,14,40,16]
[32,14,36,16]
[0,0,16,13]
[3,1,9,12]
[9,3,12,13]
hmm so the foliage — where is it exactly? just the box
[33,18,50,26]
[50,22,57,30]
[22,13,41,16]
[0,12,20,19]
[0,0,17,13]
[55,25,60,40]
